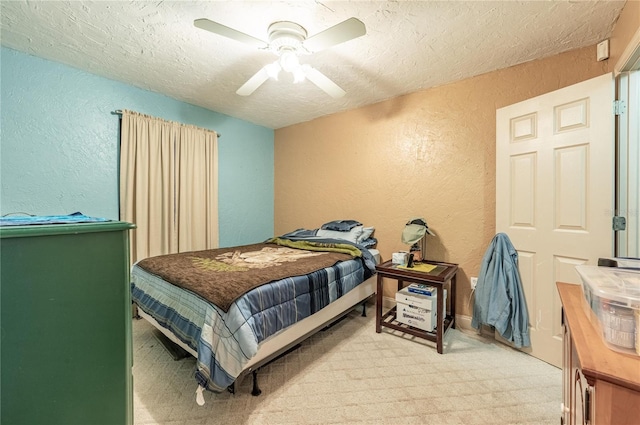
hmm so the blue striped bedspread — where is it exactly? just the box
[131,249,372,392]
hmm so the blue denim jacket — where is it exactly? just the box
[471,233,531,348]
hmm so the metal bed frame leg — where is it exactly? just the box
[227,382,235,394]
[251,370,262,396]
[361,300,367,317]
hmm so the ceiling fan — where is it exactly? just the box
[194,17,366,98]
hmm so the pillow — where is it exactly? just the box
[357,226,374,243]
[359,237,377,248]
[280,228,317,238]
[320,220,362,231]
[317,225,364,243]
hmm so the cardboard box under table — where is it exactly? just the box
[395,287,447,332]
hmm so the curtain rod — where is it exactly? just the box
[112,110,221,138]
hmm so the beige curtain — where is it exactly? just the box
[176,124,219,252]
[119,110,219,264]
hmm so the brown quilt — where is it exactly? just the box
[136,242,353,312]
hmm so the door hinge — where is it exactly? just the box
[613,100,626,115]
[613,216,627,231]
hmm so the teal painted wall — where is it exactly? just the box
[0,47,274,247]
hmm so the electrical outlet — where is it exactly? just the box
[470,277,478,289]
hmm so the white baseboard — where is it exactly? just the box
[455,314,474,331]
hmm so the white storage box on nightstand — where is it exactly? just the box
[395,288,447,332]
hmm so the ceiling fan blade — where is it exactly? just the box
[303,66,346,98]
[302,17,366,52]
[194,18,268,49]
[236,68,270,96]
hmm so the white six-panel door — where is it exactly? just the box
[496,73,614,367]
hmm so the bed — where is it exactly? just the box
[131,224,379,401]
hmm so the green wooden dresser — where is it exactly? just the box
[1,220,135,425]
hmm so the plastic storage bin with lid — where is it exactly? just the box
[575,263,640,357]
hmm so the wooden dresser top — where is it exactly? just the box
[557,282,640,391]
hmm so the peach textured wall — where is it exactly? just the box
[274,0,640,317]
[608,0,639,72]
[274,45,610,317]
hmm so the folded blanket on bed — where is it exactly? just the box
[136,242,354,312]
[268,237,364,257]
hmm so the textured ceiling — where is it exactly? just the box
[0,1,626,129]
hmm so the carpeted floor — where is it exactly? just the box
[133,308,561,425]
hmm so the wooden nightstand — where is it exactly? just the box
[375,259,458,353]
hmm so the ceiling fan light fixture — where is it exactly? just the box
[292,68,306,83]
[269,36,303,53]
[268,21,307,54]
[280,51,300,73]
[264,62,281,80]
[279,52,306,83]
[195,17,365,97]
